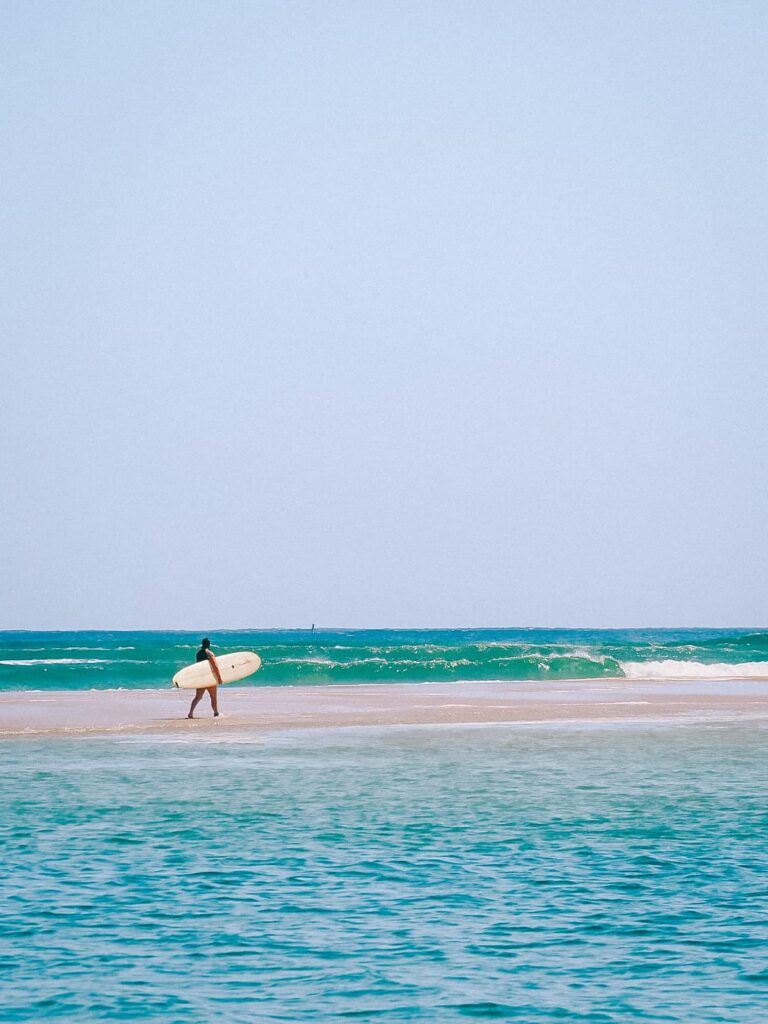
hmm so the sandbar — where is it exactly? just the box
[2,678,768,738]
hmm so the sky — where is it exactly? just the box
[2,0,767,629]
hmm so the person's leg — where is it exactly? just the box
[188,688,205,718]
[209,685,220,717]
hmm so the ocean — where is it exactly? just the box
[2,627,768,691]
[1,722,766,1022]
[2,631,767,1021]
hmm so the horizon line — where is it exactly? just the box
[1,624,765,633]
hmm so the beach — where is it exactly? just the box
[5,0,766,1016]
[3,676,768,737]
[4,634,768,1019]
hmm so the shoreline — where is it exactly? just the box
[2,677,768,738]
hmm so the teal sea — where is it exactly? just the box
[2,631,767,1021]
[3,628,768,691]
[1,722,767,1022]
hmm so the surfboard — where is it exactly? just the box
[172,651,262,689]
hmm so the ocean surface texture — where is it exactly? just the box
[3,628,768,691]
[1,723,766,1023]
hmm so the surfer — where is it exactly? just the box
[187,638,223,719]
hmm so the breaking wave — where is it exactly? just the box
[3,629,768,690]
[620,660,768,680]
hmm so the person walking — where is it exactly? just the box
[187,637,223,719]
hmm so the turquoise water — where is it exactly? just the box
[1,722,766,1022]
[3,628,768,691]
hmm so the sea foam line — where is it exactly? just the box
[0,658,149,666]
[621,660,768,680]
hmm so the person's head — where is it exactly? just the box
[201,637,210,650]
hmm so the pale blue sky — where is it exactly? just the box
[3,1,767,629]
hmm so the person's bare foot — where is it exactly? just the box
[187,713,194,719]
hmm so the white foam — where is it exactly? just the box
[0,658,149,666]
[0,658,110,666]
[0,646,136,652]
[621,660,768,680]
[56,646,136,651]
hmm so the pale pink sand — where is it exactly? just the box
[2,678,768,737]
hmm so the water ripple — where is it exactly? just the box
[0,726,766,1021]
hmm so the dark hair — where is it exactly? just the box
[201,637,210,649]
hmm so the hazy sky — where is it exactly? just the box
[3,1,767,629]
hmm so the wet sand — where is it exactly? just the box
[2,678,768,737]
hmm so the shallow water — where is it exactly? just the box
[1,723,767,1022]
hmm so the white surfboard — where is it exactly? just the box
[173,651,262,689]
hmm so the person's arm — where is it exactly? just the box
[206,650,223,686]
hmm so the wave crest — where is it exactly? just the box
[620,660,768,680]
